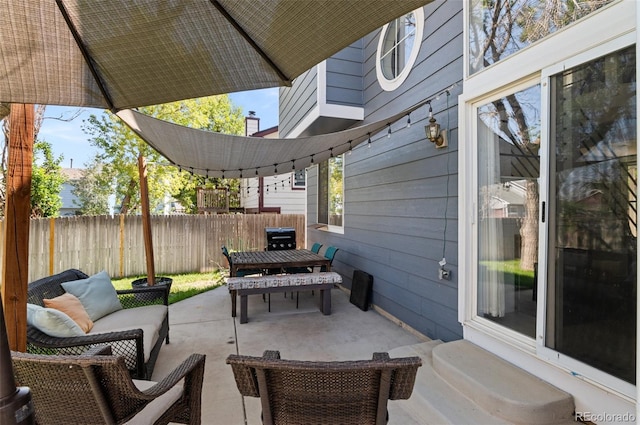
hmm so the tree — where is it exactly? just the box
[0,105,80,218]
[71,158,112,215]
[30,141,65,218]
[82,95,244,215]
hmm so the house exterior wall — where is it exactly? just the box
[279,66,318,137]
[59,181,80,216]
[240,127,306,214]
[282,0,638,419]
[283,0,464,342]
[325,40,364,107]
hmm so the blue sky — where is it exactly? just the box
[36,88,279,168]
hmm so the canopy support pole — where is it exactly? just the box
[138,156,155,285]
[1,104,34,352]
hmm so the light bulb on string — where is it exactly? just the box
[347,140,353,155]
[406,114,411,128]
[367,133,371,148]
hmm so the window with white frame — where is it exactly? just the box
[376,7,424,91]
[317,155,344,228]
[468,0,614,75]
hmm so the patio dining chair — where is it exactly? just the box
[283,242,324,275]
[227,350,422,425]
[222,245,263,277]
[321,245,339,271]
[11,346,206,425]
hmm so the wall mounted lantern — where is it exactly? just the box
[425,103,447,148]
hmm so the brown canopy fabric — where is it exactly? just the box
[117,100,428,178]
[0,0,431,111]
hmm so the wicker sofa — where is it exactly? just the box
[26,268,169,380]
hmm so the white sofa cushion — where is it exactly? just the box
[89,305,167,366]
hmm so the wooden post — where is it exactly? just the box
[138,156,155,285]
[1,104,34,352]
[49,218,55,275]
[119,214,125,278]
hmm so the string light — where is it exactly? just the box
[168,82,458,177]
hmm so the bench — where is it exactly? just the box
[226,272,342,323]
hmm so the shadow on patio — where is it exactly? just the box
[151,285,429,425]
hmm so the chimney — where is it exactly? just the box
[70,158,73,168]
[245,111,260,136]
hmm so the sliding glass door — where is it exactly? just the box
[546,45,636,384]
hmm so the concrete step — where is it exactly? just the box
[388,340,575,425]
[432,340,575,425]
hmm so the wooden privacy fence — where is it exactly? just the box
[2,214,305,282]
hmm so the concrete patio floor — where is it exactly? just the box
[151,284,429,425]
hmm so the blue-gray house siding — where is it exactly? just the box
[281,0,464,342]
[325,40,364,107]
[279,66,318,137]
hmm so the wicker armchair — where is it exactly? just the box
[26,268,170,379]
[226,350,422,425]
[11,346,206,425]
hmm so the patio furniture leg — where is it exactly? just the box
[231,289,237,317]
[240,294,249,324]
[320,288,331,315]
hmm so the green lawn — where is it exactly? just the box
[479,259,536,290]
[111,270,225,304]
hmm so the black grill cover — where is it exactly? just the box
[265,227,296,250]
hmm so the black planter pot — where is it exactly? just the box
[131,277,172,301]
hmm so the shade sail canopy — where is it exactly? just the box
[117,101,427,178]
[0,0,430,111]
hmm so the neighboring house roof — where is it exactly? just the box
[61,167,84,181]
[251,126,278,138]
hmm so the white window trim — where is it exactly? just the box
[375,7,424,92]
[460,0,638,413]
[314,157,346,235]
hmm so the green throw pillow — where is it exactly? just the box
[26,303,86,337]
[61,270,123,321]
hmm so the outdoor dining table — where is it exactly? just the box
[229,249,331,277]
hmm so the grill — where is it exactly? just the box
[265,227,296,251]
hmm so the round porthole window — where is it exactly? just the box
[375,7,424,92]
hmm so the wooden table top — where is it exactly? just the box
[230,249,330,271]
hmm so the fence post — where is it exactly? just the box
[49,218,55,275]
[119,214,125,278]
